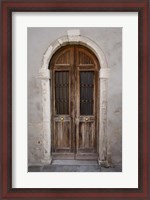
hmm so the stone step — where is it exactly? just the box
[28,164,122,172]
[52,159,98,166]
[43,165,101,172]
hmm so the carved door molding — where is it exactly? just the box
[39,30,110,166]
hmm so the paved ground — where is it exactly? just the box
[28,160,122,172]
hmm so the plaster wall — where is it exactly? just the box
[28,27,122,166]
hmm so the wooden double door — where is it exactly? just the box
[50,45,99,160]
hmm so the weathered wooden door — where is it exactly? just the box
[50,45,99,160]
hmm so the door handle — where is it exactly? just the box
[85,117,89,121]
[60,117,64,121]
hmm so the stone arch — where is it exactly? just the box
[39,30,110,166]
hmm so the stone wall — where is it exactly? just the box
[28,27,122,166]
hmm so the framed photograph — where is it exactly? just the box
[1,0,149,199]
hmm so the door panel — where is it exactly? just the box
[54,117,71,150]
[51,45,99,160]
[79,121,95,149]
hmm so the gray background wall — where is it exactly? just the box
[28,27,122,166]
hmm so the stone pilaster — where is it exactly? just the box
[98,68,110,167]
[39,69,52,164]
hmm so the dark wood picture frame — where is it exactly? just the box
[0,0,149,199]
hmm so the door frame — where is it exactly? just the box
[39,29,110,166]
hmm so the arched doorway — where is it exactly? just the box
[39,30,109,166]
[49,45,99,160]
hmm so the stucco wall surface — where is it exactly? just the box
[28,27,122,166]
